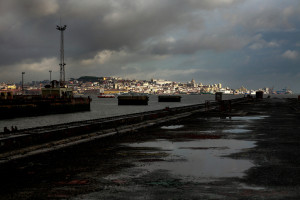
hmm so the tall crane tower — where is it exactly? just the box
[56,24,67,87]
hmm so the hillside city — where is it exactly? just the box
[0,76,292,96]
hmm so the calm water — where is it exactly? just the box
[0,94,294,131]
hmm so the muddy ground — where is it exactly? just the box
[0,98,300,199]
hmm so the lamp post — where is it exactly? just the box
[49,70,52,82]
[22,72,25,94]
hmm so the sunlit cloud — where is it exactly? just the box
[282,50,299,60]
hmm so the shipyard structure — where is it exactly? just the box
[0,24,91,119]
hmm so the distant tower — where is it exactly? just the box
[56,23,67,87]
[191,78,196,87]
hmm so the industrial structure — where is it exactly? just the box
[41,23,72,98]
[0,24,91,119]
[56,24,67,86]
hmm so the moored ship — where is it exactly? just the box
[276,88,293,94]
[117,93,149,105]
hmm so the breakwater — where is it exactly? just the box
[0,97,247,163]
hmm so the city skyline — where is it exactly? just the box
[1,75,291,95]
[0,0,299,92]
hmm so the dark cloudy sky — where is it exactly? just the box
[0,0,299,91]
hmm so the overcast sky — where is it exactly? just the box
[0,0,299,91]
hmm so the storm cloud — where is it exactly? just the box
[0,0,299,91]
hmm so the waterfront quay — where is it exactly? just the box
[0,97,244,162]
[0,96,300,199]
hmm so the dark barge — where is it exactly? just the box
[118,95,149,105]
[158,95,181,102]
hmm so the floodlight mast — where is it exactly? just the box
[56,24,67,87]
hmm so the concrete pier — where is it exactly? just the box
[0,97,245,163]
[0,97,300,199]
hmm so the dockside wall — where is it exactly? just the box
[0,97,91,119]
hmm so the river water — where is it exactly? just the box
[0,94,294,131]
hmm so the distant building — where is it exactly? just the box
[153,79,172,85]
[191,79,196,87]
[7,84,17,90]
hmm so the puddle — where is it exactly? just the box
[127,139,255,179]
[200,130,215,134]
[230,116,269,121]
[239,183,265,190]
[208,116,269,122]
[223,129,252,134]
[161,125,184,129]
[165,130,215,134]
[236,125,248,128]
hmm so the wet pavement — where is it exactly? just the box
[0,98,300,199]
[125,139,255,179]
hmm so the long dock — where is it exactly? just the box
[0,97,247,163]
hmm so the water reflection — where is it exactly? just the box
[230,116,269,121]
[223,129,252,134]
[127,139,255,178]
[161,125,184,129]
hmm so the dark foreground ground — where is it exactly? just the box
[0,97,300,199]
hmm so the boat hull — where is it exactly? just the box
[158,95,181,102]
[118,96,149,105]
